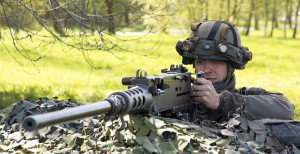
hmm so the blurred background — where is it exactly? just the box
[0,0,299,118]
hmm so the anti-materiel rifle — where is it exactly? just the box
[22,64,204,131]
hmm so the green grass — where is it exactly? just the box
[0,29,299,119]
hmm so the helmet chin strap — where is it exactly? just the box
[213,65,236,93]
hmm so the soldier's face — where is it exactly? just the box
[194,60,228,84]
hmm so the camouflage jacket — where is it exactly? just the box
[192,87,295,123]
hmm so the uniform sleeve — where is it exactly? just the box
[216,87,295,121]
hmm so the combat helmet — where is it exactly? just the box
[176,20,252,69]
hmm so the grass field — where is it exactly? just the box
[0,29,299,119]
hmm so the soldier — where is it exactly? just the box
[176,20,294,123]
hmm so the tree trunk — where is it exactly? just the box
[284,0,290,38]
[264,0,269,36]
[245,0,255,35]
[270,0,277,37]
[218,1,224,20]
[205,0,209,19]
[81,0,86,29]
[227,0,231,21]
[254,2,259,30]
[293,0,300,38]
[105,0,115,34]
[229,0,238,22]
[235,0,244,25]
[187,0,196,22]
[50,0,66,36]
[124,6,130,24]
[288,0,293,28]
[199,0,203,19]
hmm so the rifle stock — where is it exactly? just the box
[23,64,202,131]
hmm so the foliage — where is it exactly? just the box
[0,29,299,119]
[1,98,299,153]
[0,0,174,67]
[1,0,299,65]
[0,31,180,108]
[1,1,299,93]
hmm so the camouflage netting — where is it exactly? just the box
[1,98,300,153]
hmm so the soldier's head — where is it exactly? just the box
[176,20,252,90]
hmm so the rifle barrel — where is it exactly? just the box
[22,100,111,131]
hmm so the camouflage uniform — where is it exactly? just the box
[194,81,294,123]
[176,20,294,123]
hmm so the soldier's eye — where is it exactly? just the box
[196,60,203,64]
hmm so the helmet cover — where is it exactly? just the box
[175,20,252,69]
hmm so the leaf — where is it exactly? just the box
[136,125,150,136]
[215,138,230,147]
[220,129,237,138]
[13,100,38,115]
[22,139,39,148]
[1,100,38,125]
[190,129,208,139]
[227,117,240,127]
[144,117,156,131]
[8,132,24,142]
[88,119,100,128]
[41,99,57,108]
[8,140,22,149]
[81,139,95,152]
[177,134,191,152]
[134,136,159,153]
[105,120,113,127]
[38,127,51,138]
[98,140,118,149]
[75,135,86,146]
[46,127,61,138]
[131,146,144,154]
[291,145,300,154]
[0,105,14,124]
[117,129,135,141]
[62,133,78,147]
[171,122,189,131]
[144,116,165,131]
[156,141,178,153]
[9,112,25,124]
[0,144,9,151]
[129,114,143,131]
[203,138,218,147]
[148,131,164,143]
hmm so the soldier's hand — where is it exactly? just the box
[191,77,220,110]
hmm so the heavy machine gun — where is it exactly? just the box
[23,64,204,131]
